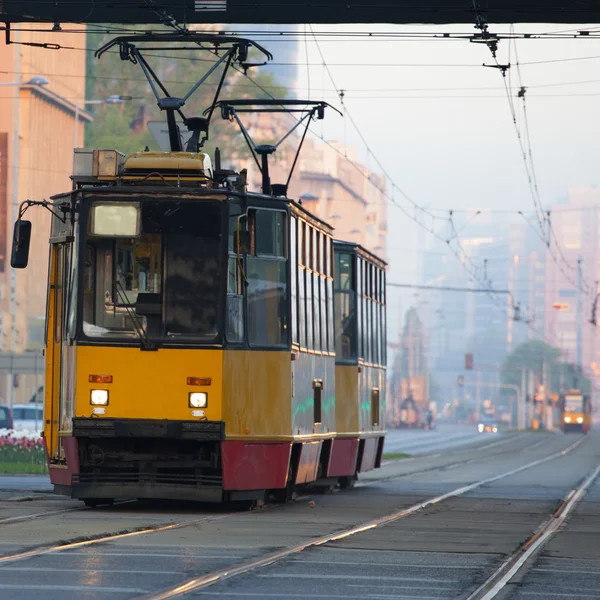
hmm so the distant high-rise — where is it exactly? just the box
[545,189,600,384]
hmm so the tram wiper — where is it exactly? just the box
[113,280,157,351]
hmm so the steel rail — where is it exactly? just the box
[145,434,589,599]
[0,513,234,565]
[466,461,600,600]
[0,498,138,526]
[0,433,549,527]
[359,433,547,487]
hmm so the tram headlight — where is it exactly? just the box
[189,392,208,408]
[90,389,109,406]
[564,416,571,423]
[577,417,583,424]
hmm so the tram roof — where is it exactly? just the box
[333,239,387,269]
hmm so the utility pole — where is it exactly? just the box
[475,368,481,421]
[518,369,526,430]
[577,257,583,370]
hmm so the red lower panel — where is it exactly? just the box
[296,441,322,484]
[359,437,378,472]
[47,436,80,487]
[327,438,359,477]
[221,441,292,491]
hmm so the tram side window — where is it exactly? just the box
[226,203,244,342]
[291,217,298,345]
[321,235,328,352]
[356,258,363,359]
[247,209,289,347]
[298,222,306,348]
[313,231,321,351]
[306,227,313,350]
[329,239,335,353]
[83,245,95,326]
[335,252,357,361]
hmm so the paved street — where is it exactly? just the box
[0,430,597,599]
[383,422,504,455]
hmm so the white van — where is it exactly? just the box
[11,404,44,435]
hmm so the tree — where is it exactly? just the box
[501,339,590,395]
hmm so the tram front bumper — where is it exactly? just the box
[69,417,227,502]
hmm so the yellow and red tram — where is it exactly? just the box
[12,149,387,505]
[559,389,592,433]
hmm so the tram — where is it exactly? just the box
[9,33,387,505]
[333,241,386,487]
[559,389,592,433]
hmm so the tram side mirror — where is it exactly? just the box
[10,220,32,269]
[234,230,251,254]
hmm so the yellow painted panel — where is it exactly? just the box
[75,346,223,421]
[335,364,359,435]
[222,351,291,437]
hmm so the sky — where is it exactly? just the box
[241,23,600,342]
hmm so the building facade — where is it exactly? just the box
[0,28,88,402]
[545,189,600,389]
[288,138,387,261]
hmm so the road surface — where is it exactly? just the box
[383,422,501,455]
[0,429,597,599]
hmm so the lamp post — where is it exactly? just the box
[1,76,49,406]
[73,95,130,148]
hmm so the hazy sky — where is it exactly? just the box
[246,23,600,341]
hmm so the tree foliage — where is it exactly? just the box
[501,339,590,394]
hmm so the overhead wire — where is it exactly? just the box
[304,24,540,332]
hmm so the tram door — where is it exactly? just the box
[48,243,70,462]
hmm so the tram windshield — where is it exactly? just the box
[564,395,584,413]
[81,199,223,344]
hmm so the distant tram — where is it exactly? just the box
[9,33,387,506]
[559,389,592,433]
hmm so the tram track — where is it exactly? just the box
[0,432,589,599]
[0,431,540,528]
[466,460,600,600]
[141,434,589,599]
[357,432,548,488]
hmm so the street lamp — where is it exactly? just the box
[74,95,131,148]
[0,76,49,87]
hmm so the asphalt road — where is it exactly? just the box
[0,430,598,599]
[383,423,498,455]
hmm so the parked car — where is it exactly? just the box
[11,403,44,433]
[0,404,13,431]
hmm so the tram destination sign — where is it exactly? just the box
[2,0,600,25]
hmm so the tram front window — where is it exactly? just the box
[82,200,222,343]
[565,395,583,413]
